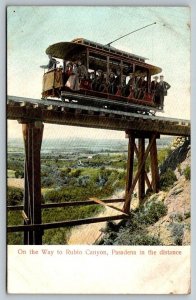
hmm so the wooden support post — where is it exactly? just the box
[23,124,33,244]
[125,133,135,202]
[22,121,44,245]
[123,133,157,214]
[138,138,145,204]
[32,122,44,245]
[150,135,160,193]
[134,143,152,191]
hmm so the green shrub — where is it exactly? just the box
[139,201,168,225]
[7,211,23,226]
[7,233,23,245]
[7,187,23,206]
[100,228,161,246]
[43,228,69,245]
[43,180,117,204]
[122,233,161,246]
[173,213,184,222]
[99,201,167,246]
[15,170,24,178]
[69,169,82,178]
[7,169,16,178]
[184,166,190,180]
[185,211,191,219]
[7,159,24,173]
[7,211,24,244]
[42,204,104,244]
[158,147,172,165]
[170,223,184,245]
[160,168,177,190]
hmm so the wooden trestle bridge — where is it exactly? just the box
[7,95,190,245]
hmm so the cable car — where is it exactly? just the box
[41,38,163,114]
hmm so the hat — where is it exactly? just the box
[66,61,72,66]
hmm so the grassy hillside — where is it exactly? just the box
[7,142,178,245]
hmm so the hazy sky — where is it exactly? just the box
[7,6,190,140]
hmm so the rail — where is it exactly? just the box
[7,95,190,136]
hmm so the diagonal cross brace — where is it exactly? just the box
[134,143,152,190]
[123,133,157,213]
[90,197,129,216]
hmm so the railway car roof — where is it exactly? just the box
[72,38,148,61]
[46,38,162,75]
[46,42,86,60]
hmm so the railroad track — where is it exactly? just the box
[61,91,162,115]
[7,95,190,127]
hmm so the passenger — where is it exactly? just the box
[157,75,171,109]
[91,72,97,90]
[124,73,135,97]
[64,61,73,83]
[120,75,127,96]
[102,73,108,93]
[95,70,105,92]
[151,76,159,104]
[134,75,140,98]
[136,75,147,99]
[77,60,88,80]
[114,69,121,95]
[65,62,80,91]
[40,54,59,70]
[142,76,148,99]
[108,72,116,94]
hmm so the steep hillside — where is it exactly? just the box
[97,138,191,246]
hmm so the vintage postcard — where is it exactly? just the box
[7,6,190,294]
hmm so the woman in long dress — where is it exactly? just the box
[65,62,80,91]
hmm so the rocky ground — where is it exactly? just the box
[147,139,191,246]
[96,138,191,246]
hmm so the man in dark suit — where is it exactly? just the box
[157,75,171,109]
[151,76,159,104]
[40,54,59,70]
[137,75,147,99]
[108,71,116,94]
